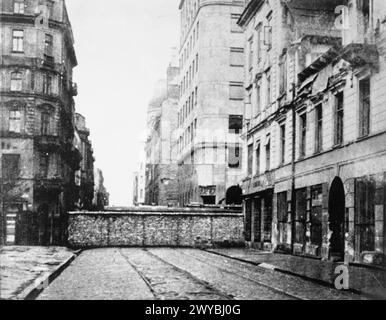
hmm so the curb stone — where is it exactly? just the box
[16,249,82,300]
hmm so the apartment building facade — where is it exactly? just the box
[239,0,386,267]
[176,0,246,206]
[145,59,180,206]
[0,0,80,245]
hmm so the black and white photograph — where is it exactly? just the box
[0,0,386,309]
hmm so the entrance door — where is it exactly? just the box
[329,177,346,261]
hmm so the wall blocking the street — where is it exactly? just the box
[68,207,244,248]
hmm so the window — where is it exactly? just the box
[255,80,261,116]
[355,178,375,253]
[228,145,241,168]
[279,55,287,95]
[315,104,323,153]
[248,144,253,176]
[299,113,307,157]
[361,0,371,34]
[310,185,323,251]
[42,74,52,94]
[1,154,20,181]
[359,78,370,137]
[9,110,21,133]
[14,0,25,14]
[229,82,244,100]
[30,72,35,91]
[12,30,24,52]
[256,24,262,63]
[48,1,55,19]
[280,124,286,164]
[231,14,242,33]
[40,153,50,178]
[295,188,307,245]
[265,138,271,171]
[277,192,288,240]
[195,87,198,105]
[11,72,22,91]
[266,71,271,107]
[334,92,344,145]
[196,54,199,72]
[264,13,273,50]
[229,115,243,134]
[45,34,53,57]
[230,47,244,67]
[255,143,260,175]
[248,37,254,70]
[41,112,50,135]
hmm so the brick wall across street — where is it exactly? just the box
[68,207,244,248]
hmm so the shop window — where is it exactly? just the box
[310,185,323,250]
[277,192,289,245]
[295,188,307,245]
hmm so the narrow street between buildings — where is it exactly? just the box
[36,248,366,300]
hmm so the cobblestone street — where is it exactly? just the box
[36,248,366,300]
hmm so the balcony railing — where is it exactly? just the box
[34,135,62,151]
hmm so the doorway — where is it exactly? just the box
[328,177,346,261]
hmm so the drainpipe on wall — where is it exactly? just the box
[290,82,297,254]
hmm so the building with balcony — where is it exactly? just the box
[0,0,80,245]
[176,0,246,206]
[239,0,386,268]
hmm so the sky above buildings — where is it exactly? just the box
[66,0,180,206]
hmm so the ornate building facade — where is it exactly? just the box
[0,0,80,245]
[240,0,386,267]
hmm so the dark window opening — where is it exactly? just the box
[315,104,323,153]
[229,115,243,134]
[335,92,344,145]
[299,113,307,157]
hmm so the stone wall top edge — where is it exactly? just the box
[69,210,243,217]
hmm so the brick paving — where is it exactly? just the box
[36,248,366,300]
[0,246,75,300]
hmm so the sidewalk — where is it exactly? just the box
[0,246,77,300]
[207,248,386,299]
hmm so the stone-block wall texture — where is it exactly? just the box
[68,208,244,248]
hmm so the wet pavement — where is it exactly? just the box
[0,246,75,300]
[37,248,366,300]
